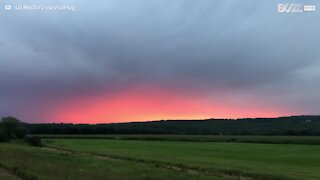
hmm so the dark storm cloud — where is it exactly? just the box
[0,0,320,121]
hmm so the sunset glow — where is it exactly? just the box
[38,85,286,124]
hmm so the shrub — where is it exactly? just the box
[0,129,9,142]
[25,136,42,147]
[15,127,26,139]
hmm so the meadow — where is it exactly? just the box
[1,136,320,180]
[37,134,320,144]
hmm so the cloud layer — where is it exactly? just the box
[0,0,319,123]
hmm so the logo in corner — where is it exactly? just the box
[278,3,316,13]
[278,3,303,13]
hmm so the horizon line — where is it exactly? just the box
[17,114,320,125]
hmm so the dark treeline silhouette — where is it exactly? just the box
[22,116,320,135]
[0,116,26,142]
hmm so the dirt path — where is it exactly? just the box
[0,168,20,180]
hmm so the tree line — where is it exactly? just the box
[23,116,320,136]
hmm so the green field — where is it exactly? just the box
[0,142,219,180]
[1,137,320,180]
[36,134,320,144]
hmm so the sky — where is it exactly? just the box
[0,0,319,123]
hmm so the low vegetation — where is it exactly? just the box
[25,136,42,147]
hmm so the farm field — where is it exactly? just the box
[36,134,320,144]
[1,136,320,180]
[0,142,218,180]
[44,138,320,180]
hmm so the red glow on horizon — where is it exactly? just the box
[39,85,287,124]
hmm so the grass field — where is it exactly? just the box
[45,138,320,180]
[1,136,320,180]
[0,141,219,180]
[35,135,320,144]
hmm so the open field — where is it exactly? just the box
[44,138,320,180]
[0,142,219,180]
[34,134,320,145]
[1,136,320,180]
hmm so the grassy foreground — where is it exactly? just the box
[0,142,220,180]
[45,139,320,180]
[0,169,19,180]
[1,137,320,180]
